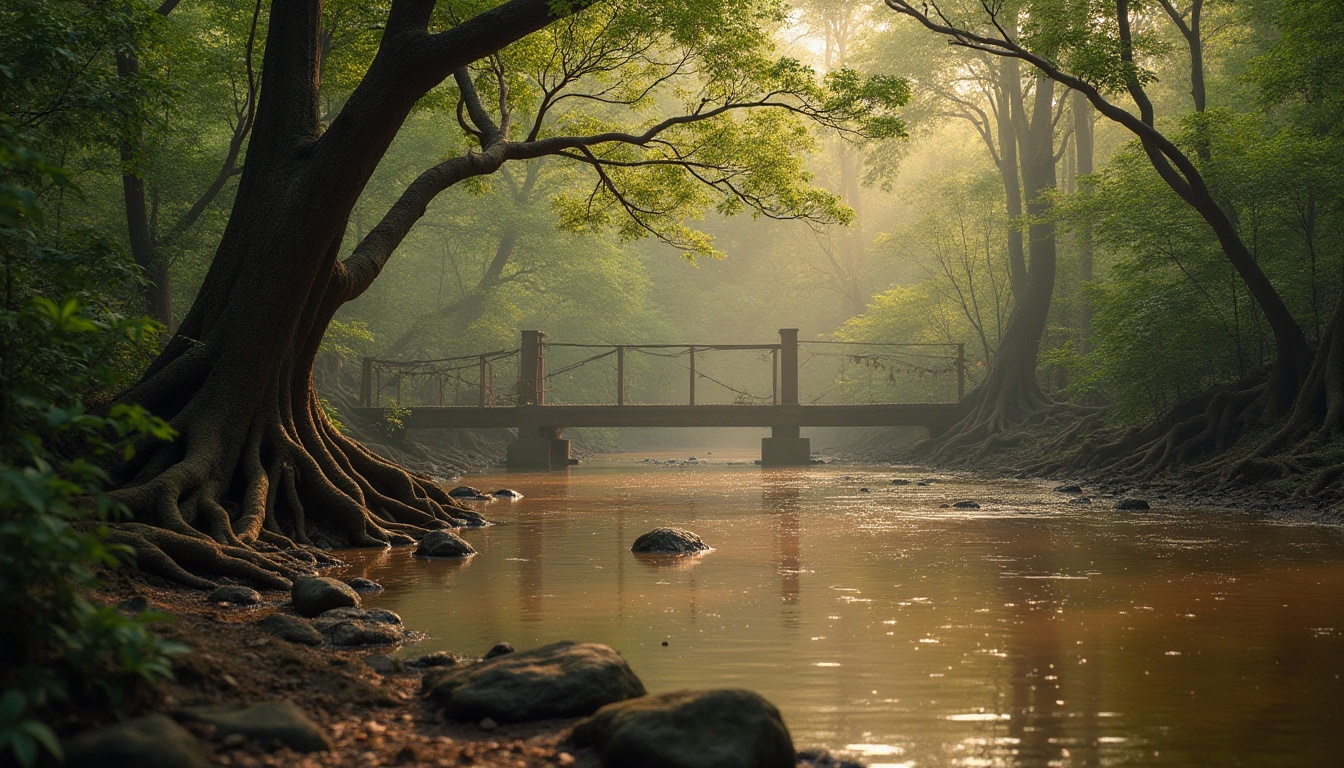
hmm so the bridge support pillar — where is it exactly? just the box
[761,425,810,467]
[507,426,570,471]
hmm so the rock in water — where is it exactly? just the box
[422,640,646,722]
[448,485,492,500]
[951,500,981,509]
[178,701,332,753]
[415,529,476,558]
[208,585,261,606]
[890,479,910,486]
[491,488,524,499]
[63,714,209,768]
[571,689,795,768]
[1053,484,1083,494]
[346,577,384,593]
[630,528,710,554]
[255,614,323,646]
[484,641,515,660]
[290,575,360,618]
[1114,498,1151,511]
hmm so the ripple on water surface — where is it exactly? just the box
[338,454,1344,767]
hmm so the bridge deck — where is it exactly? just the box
[353,403,963,431]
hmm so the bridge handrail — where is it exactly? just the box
[366,348,518,367]
[544,342,779,351]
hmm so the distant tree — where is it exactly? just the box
[884,0,1317,460]
[105,0,906,587]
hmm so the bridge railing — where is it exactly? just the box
[358,330,967,410]
[798,340,966,404]
[358,349,521,408]
[541,342,783,406]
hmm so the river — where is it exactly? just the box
[338,453,1344,767]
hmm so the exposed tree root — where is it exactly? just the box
[107,328,488,591]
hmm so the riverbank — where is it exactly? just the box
[79,572,596,768]
[828,425,1344,525]
[76,569,860,768]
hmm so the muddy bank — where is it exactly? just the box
[827,425,1344,525]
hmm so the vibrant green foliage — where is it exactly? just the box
[0,120,181,767]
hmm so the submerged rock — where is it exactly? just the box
[415,529,476,558]
[631,527,711,554]
[1068,497,1093,505]
[178,701,332,753]
[291,575,360,618]
[1053,484,1083,494]
[890,479,911,486]
[484,641,515,660]
[492,488,524,499]
[1114,498,1151,511]
[422,640,646,723]
[346,577,384,594]
[63,714,209,768]
[208,585,261,606]
[255,614,323,646]
[448,485,492,500]
[451,508,490,527]
[571,688,795,768]
[951,500,981,509]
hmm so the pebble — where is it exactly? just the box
[479,718,498,731]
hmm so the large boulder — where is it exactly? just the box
[422,640,645,723]
[416,529,476,558]
[63,714,209,768]
[630,528,710,554]
[177,701,332,752]
[255,613,323,646]
[290,575,359,618]
[571,689,795,768]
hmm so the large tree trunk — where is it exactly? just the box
[106,0,574,588]
[925,76,1058,459]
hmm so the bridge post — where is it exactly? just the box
[762,328,810,466]
[616,346,625,406]
[508,330,570,470]
[360,358,372,407]
[519,330,545,405]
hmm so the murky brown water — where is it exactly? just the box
[338,454,1344,767]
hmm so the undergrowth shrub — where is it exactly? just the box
[0,116,181,767]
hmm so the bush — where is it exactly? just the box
[0,116,182,767]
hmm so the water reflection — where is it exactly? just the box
[338,457,1344,766]
[764,472,803,627]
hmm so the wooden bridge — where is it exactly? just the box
[353,329,966,469]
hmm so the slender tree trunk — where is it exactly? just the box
[998,56,1027,297]
[117,52,173,325]
[1072,90,1095,352]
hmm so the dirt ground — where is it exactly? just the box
[90,572,602,768]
